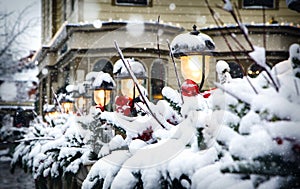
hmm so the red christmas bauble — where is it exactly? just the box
[181,79,200,97]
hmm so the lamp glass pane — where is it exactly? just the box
[180,55,203,83]
[120,79,143,99]
[94,89,111,106]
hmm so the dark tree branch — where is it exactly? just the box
[167,40,184,104]
[0,2,39,58]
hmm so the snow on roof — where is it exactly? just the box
[66,84,78,93]
[170,31,215,56]
[43,104,56,112]
[223,0,233,11]
[92,71,116,89]
[113,58,147,78]
[85,71,99,82]
[249,46,267,68]
[216,60,230,74]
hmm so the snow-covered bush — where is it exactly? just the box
[10,113,91,188]
[81,41,300,189]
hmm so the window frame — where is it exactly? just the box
[239,0,278,10]
[112,0,152,7]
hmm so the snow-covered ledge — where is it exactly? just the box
[34,21,184,70]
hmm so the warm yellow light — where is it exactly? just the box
[62,102,73,114]
[180,55,204,83]
[47,111,59,118]
[94,89,111,106]
[120,79,143,99]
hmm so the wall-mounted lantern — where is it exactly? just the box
[113,58,147,99]
[171,25,215,90]
[43,104,59,126]
[60,95,74,114]
[69,82,91,115]
[91,71,116,111]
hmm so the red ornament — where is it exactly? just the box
[274,137,283,145]
[96,104,105,111]
[133,127,153,141]
[123,107,132,116]
[201,88,217,98]
[181,79,200,97]
[115,96,133,115]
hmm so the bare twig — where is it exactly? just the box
[262,67,279,91]
[51,87,63,113]
[246,76,258,94]
[15,137,55,143]
[0,3,39,58]
[294,79,299,96]
[233,2,242,23]
[167,40,184,104]
[217,0,254,51]
[208,0,279,92]
[74,102,84,116]
[114,41,168,129]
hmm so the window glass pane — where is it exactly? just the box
[151,59,165,101]
[243,0,275,9]
[113,0,150,6]
[93,59,113,76]
[228,62,244,78]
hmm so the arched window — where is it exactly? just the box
[247,63,263,78]
[93,59,113,75]
[150,59,166,101]
[228,62,244,78]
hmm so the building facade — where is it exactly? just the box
[35,0,300,115]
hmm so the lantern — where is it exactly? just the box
[94,88,112,107]
[92,71,115,111]
[72,82,91,115]
[171,25,215,90]
[113,58,147,99]
[61,98,74,114]
[43,104,59,124]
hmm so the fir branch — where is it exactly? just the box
[221,158,300,176]
[214,82,251,105]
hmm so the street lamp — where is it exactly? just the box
[71,82,91,115]
[113,58,147,99]
[60,96,74,114]
[171,25,215,90]
[92,71,115,111]
[43,104,59,126]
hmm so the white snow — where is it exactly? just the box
[92,71,116,88]
[170,31,215,55]
[216,60,232,84]
[113,58,146,78]
[249,46,266,69]
[0,82,17,101]
[161,86,182,105]
[223,0,233,11]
